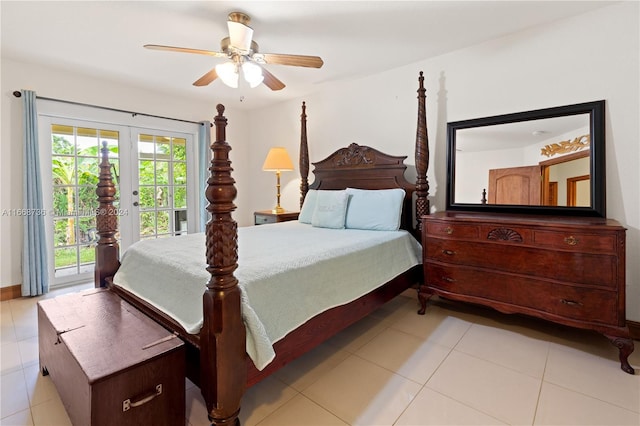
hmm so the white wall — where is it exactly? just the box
[1,57,252,288]
[247,2,640,321]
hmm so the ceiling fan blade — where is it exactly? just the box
[193,68,218,87]
[259,67,286,91]
[144,44,227,58]
[260,53,324,68]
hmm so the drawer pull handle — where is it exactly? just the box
[564,236,579,246]
[442,249,456,256]
[123,384,162,412]
[561,299,583,307]
[442,276,456,283]
[444,227,453,235]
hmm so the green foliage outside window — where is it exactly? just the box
[52,132,188,272]
[52,134,118,271]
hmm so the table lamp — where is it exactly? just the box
[262,147,294,213]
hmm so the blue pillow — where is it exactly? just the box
[311,190,349,229]
[345,188,405,231]
[298,189,318,224]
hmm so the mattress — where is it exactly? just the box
[113,221,422,369]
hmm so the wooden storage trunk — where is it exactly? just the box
[38,288,185,426]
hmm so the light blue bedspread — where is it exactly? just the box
[113,221,422,369]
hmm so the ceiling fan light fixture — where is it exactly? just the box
[146,11,320,92]
[242,61,264,88]
[215,62,239,88]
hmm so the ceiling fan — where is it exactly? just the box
[144,12,324,91]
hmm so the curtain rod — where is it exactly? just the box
[12,90,211,126]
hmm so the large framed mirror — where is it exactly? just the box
[446,100,605,217]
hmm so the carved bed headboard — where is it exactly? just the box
[296,71,429,236]
[308,143,416,233]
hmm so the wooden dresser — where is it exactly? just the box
[420,211,634,374]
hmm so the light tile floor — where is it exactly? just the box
[1,284,639,425]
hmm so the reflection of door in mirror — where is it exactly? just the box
[487,165,541,204]
[568,175,590,206]
[540,150,590,207]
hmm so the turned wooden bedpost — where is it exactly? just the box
[201,104,246,426]
[415,71,430,231]
[299,101,309,208]
[95,141,120,288]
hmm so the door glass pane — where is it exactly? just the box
[157,210,170,235]
[138,186,155,209]
[138,160,154,185]
[173,162,186,184]
[173,139,186,161]
[174,186,187,209]
[140,211,156,236]
[156,186,169,207]
[54,247,77,272]
[156,161,169,185]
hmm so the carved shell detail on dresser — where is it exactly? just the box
[487,227,523,242]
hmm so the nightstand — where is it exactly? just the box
[254,210,299,225]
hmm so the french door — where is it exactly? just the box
[40,115,198,287]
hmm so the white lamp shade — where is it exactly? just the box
[215,62,238,88]
[262,147,294,171]
[242,62,264,88]
[227,21,254,52]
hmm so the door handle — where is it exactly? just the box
[132,190,138,196]
[133,201,139,206]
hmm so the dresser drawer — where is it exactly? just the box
[425,262,618,324]
[254,211,299,225]
[425,238,617,288]
[512,280,618,325]
[254,214,276,225]
[532,229,618,253]
[426,221,479,239]
[425,262,515,304]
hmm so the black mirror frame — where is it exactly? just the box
[446,100,606,217]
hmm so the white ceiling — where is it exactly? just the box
[1,1,613,110]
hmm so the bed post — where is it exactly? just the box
[415,71,430,231]
[95,141,120,288]
[201,104,246,426]
[299,101,309,208]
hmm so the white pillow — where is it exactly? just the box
[345,188,406,231]
[298,189,318,224]
[311,190,349,229]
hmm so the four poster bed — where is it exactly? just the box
[93,72,431,425]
